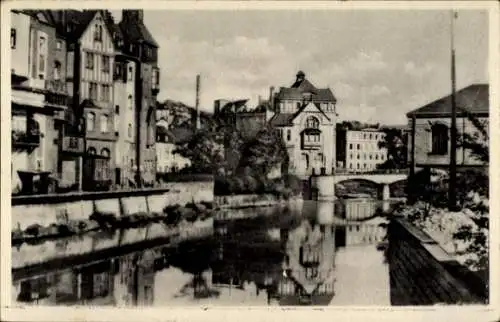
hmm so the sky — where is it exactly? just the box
[112,9,488,125]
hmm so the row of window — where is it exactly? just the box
[88,83,112,102]
[10,28,63,51]
[348,152,386,161]
[349,142,383,151]
[348,163,380,170]
[279,101,334,114]
[87,112,135,138]
[348,132,386,141]
[85,52,111,72]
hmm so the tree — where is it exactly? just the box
[237,125,289,178]
[457,109,489,164]
[173,128,225,174]
[377,128,408,169]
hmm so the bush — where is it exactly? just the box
[243,175,259,193]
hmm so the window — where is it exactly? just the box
[369,154,373,160]
[128,123,132,138]
[100,114,109,133]
[128,95,133,109]
[11,29,16,49]
[357,154,360,160]
[89,82,98,100]
[357,163,360,169]
[54,61,61,80]
[94,25,103,41]
[431,123,448,155]
[302,153,309,169]
[305,267,318,279]
[306,116,319,129]
[349,163,353,169]
[152,68,160,86]
[128,66,133,81]
[369,134,372,139]
[56,40,62,51]
[87,112,95,131]
[92,272,109,297]
[375,154,379,160]
[101,148,110,158]
[85,52,94,69]
[349,153,353,159]
[37,33,47,79]
[102,56,110,72]
[101,85,110,102]
[287,129,291,141]
[349,143,353,150]
[115,105,120,114]
[357,144,360,149]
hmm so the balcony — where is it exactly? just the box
[45,79,67,94]
[45,80,69,109]
[301,129,321,150]
[12,129,40,150]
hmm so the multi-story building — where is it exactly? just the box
[48,10,118,190]
[406,84,489,172]
[119,10,160,186]
[10,10,71,194]
[269,71,337,178]
[156,122,191,173]
[336,128,387,172]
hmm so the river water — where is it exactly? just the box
[11,199,396,306]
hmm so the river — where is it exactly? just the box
[11,199,398,306]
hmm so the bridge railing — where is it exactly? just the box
[334,168,410,176]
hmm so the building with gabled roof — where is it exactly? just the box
[270,71,337,178]
[406,84,489,171]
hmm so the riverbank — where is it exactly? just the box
[214,193,303,210]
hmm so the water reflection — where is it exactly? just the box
[12,199,392,306]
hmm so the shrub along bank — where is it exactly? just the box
[214,174,302,198]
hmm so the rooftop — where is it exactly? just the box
[407,84,489,118]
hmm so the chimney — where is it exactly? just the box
[214,100,221,115]
[269,86,275,111]
[195,75,201,130]
[122,10,144,23]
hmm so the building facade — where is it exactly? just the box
[336,129,387,172]
[269,71,337,178]
[11,10,70,194]
[155,119,192,174]
[119,10,160,186]
[406,84,489,171]
[10,9,161,194]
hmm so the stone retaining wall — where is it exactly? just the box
[387,217,488,305]
[11,181,214,232]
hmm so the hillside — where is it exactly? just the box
[157,99,214,129]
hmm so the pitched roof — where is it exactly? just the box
[118,20,159,47]
[269,101,332,127]
[269,113,296,127]
[407,84,489,118]
[276,87,336,103]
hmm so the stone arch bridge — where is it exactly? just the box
[310,170,409,202]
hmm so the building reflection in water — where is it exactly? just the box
[12,199,388,307]
[277,201,336,305]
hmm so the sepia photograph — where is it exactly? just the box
[1,1,499,321]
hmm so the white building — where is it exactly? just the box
[269,71,337,178]
[155,123,192,174]
[338,129,387,172]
